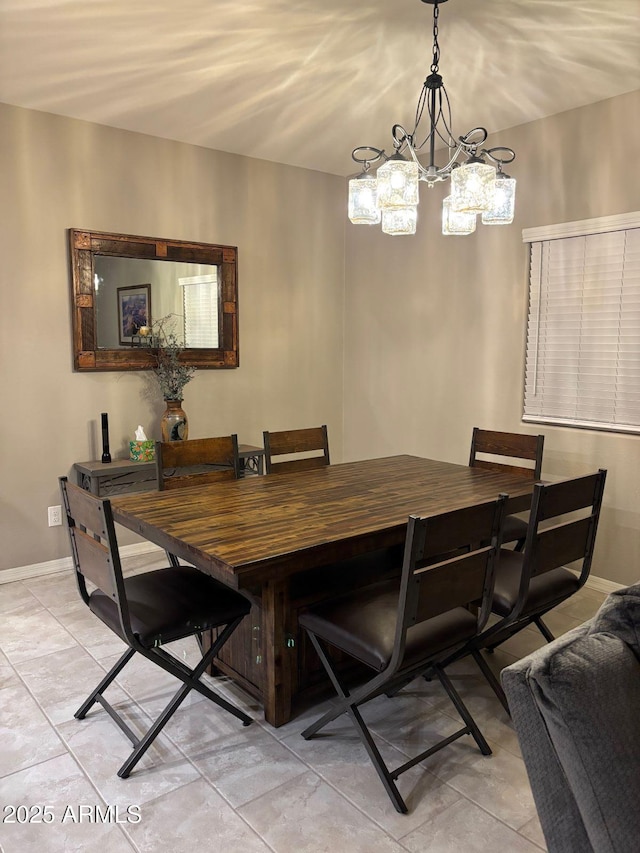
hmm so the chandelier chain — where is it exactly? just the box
[431,3,440,73]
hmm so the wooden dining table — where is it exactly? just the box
[111,454,538,726]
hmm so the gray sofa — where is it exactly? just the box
[501,583,640,853]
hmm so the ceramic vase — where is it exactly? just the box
[160,399,188,442]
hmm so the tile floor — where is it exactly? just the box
[0,553,607,853]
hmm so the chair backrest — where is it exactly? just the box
[59,476,133,642]
[156,434,240,490]
[516,469,607,610]
[469,427,544,480]
[263,425,330,474]
[390,494,508,676]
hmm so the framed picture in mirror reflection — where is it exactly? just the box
[117,284,151,346]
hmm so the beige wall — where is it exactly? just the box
[0,103,346,572]
[2,91,639,585]
[343,89,640,587]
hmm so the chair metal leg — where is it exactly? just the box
[534,616,555,643]
[485,637,503,652]
[434,666,491,755]
[117,679,191,778]
[75,647,136,719]
[471,648,510,714]
[75,618,251,779]
[300,631,396,738]
[300,631,356,738]
[348,703,408,814]
[484,614,554,655]
[301,632,408,813]
[118,623,252,778]
[147,620,252,725]
[302,631,493,814]
[481,621,520,654]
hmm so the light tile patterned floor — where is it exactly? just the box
[0,554,607,853]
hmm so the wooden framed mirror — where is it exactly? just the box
[69,229,239,371]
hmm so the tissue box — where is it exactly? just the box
[129,440,155,462]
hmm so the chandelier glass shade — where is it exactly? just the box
[450,159,498,214]
[347,0,516,235]
[442,196,476,236]
[377,155,420,209]
[382,206,418,236]
[348,173,381,224]
[481,170,516,224]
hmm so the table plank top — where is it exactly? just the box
[111,455,536,588]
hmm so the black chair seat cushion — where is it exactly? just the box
[299,580,478,673]
[89,566,251,647]
[492,550,580,618]
[502,513,528,544]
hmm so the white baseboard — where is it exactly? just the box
[0,542,163,584]
[584,575,625,595]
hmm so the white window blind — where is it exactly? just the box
[179,274,219,348]
[523,216,640,434]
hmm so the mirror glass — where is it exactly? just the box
[94,256,219,349]
[69,229,238,371]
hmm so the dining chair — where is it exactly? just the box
[59,476,252,779]
[155,434,240,490]
[469,427,545,550]
[298,493,508,814]
[156,434,240,567]
[262,425,330,474]
[466,468,607,712]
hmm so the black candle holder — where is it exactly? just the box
[101,412,112,463]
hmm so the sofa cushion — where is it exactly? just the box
[588,580,640,656]
[503,583,640,853]
[533,631,640,852]
[501,624,594,853]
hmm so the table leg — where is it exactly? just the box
[261,579,295,727]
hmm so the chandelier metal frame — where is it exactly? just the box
[348,0,517,235]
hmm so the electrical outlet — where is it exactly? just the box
[48,505,62,527]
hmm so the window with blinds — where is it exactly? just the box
[523,213,640,434]
[179,274,219,348]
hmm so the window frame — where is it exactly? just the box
[522,212,640,436]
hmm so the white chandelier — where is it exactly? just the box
[348,0,516,236]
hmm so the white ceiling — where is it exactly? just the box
[1,0,639,176]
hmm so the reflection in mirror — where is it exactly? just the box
[69,229,238,372]
[94,256,219,349]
